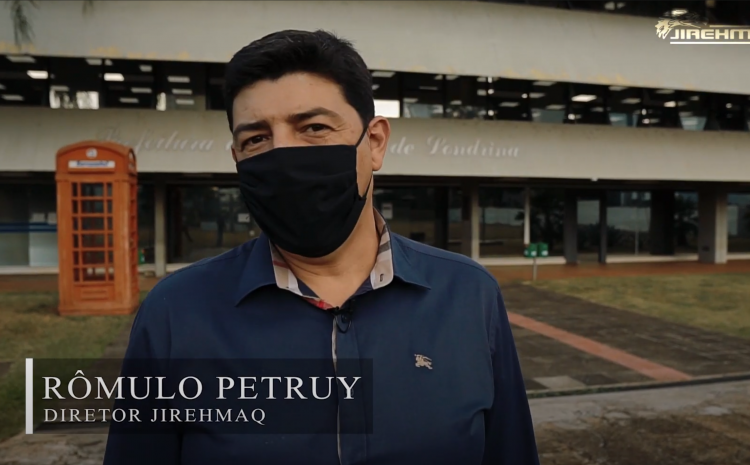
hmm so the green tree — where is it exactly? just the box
[8,0,94,46]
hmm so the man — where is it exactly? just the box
[104,30,539,465]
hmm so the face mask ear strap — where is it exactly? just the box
[357,121,372,199]
[360,175,372,200]
[355,122,370,147]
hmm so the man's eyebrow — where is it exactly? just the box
[232,121,270,141]
[287,107,342,124]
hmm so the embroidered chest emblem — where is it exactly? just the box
[414,354,433,370]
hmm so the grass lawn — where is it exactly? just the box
[534,273,750,340]
[0,292,139,442]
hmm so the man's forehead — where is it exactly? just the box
[238,73,345,101]
[232,74,352,123]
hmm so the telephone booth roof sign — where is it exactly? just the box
[56,140,137,178]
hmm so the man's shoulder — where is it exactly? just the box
[391,234,498,290]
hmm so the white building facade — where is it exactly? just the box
[0,1,749,274]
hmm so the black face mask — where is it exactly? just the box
[236,127,370,258]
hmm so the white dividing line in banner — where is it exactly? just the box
[26,358,33,434]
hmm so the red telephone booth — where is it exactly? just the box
[55,141,139,316]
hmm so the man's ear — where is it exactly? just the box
[367,116,390,172]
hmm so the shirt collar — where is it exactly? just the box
[234,209,429,306]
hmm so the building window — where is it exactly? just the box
[577,195,601,257]
[373,187,436,245]
[707,93,747,131]
[157,61,207,111]
[0,184,57,267]
[637,89,683,128]
[487,78,530,122]
[100,59,157,109]
[445,76,487,120]
[401,72,444,119]
[566,83,609,125]
[479,187,525,257]
[448,187,463,254]
[0,184,32,266]
[608,86,642,127]
[529,81,566,124]
[728,193,750,253]
[372,70,400,118]
[137,184,155,264]
[49,57,100,110]
[606,191,651,255]
[168,186,260,263]
[0,55,48,107]
[530,188,564,256]
[674,191,699,254]
[207,63,226,111]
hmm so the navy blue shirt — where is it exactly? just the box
[103,230,539,465]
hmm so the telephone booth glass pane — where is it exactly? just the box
[83,267,106,281]
[82,200,104,213]
[83,234,105,247]
[83,251,105,265]
[82,217,104,230]
[81,183,104,197]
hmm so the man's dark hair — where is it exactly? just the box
[224,30,374,131]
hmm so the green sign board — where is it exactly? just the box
[524,243,548,258]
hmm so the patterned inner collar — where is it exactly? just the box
[268,209,394,309]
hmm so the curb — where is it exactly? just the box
[526,371,750,399]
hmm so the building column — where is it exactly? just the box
[433,187,449,250]
[461,180,480,260]
[698,186,728,264]
[598,191,607,264]
[154,180,167,277]
[523,187,531,246]
[564,189,578,264]
[649,189,675,255]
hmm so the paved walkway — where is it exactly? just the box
[3,380,748,464]
[533,379,750,464]
[504,284,750,393]
[504,284,750,389]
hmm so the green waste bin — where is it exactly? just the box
[138,249,145,265]
[523,243,538,258]
[538,242,549,258]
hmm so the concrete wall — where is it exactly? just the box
[2,107,750,182]
[0,1,748,94]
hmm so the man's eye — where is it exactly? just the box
[248,135,267,146]
[305,124,329,133]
